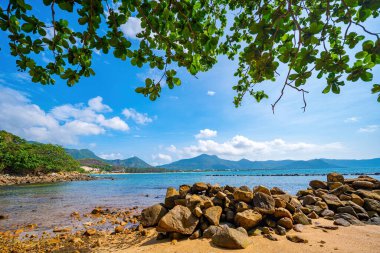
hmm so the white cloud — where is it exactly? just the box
[152,153,172,164]
[170,135,343,161]
[122,108,153,125]
[358,125,379,133]
[0,86,131,145]
[88,96,112,112]
[120,17,142,39]
[207,91,216,96]
[99,153,124,160]
[166,144,177,152]
[344,117,358,123]
[195,129,218,139]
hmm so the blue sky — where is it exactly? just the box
[0,4,379,165]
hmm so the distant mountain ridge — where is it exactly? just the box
[159,154,380,170]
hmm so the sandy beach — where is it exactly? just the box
[98,218,380,253]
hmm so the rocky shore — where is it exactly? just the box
[0,172,95,186]
[0,173,379,252]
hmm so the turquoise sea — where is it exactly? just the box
[0,167,379,230]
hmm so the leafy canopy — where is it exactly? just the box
[1,0,379,110]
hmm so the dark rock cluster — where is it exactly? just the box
[140,173,380,249]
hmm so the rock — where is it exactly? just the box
[164,187,179,209]
[179,184,191,198]
[114,225,124,233]
[253,192,275,214]
[330,185,350,196]
[363,198,380,212]
[233,189,253,203]
[157,205,199,235]
[274,197,287,208]
[278,217,293,229]
[352,181,374,189]
[315,201,328,209]
[264,234,278,241]
[286,235,308,243]
[84,228,97,236]
[261,227,271,234]
[236,201,250,212]
[0,214,8,220]
[322,194,343,209]
[274,208,293,220]
[293,212,311,225]
[204,206,222,225]
[253,185,271,195]
[225,210,235,222]
[293,224,304,232]
[203,225,223,238]
[186,194,213,211]
[192,182,208,192]
[189,229,201,239]
[315,225,339,230]
[321,209,334,217]
[211,227,252,249]
[328,182,343,190]
[141,204,168,227]
[174,199,186,206]
[351,194,364,206]
[334,218,350,227]
[334,213,363,225]
[194,206,203,217]
[216,191,227,199]
[309,180,327,189]
[248,227,262,236]
[265,218,276,228]
[271,187,286,195]
[276,225,286,236]
[307,211,319,219]
[302,195,318,205]
[53,227,72,233]
[236,227,248,236]
[337,206,358,218]
[327,173,344,183]
[368,217,380,225]
[234,210,263,230]
[356,190,380,201]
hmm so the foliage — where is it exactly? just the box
[0,0,379,110]
[0,130,81,175]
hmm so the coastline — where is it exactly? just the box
[0,172,95,186]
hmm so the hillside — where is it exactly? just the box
[106,156,153,168]
[65,148,101,160]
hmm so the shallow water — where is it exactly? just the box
[0,168,379,230]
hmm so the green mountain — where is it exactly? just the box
[65,148,100,160]
[274,159,341,169]
[106,156,153,168]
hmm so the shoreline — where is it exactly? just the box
[0,172,96,186]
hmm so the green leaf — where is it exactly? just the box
[21,23,34,32]
[322,85,331,94]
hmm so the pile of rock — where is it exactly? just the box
[140,173,380,249]
[0,172,95,186]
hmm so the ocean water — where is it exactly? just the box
[0,168,379,230]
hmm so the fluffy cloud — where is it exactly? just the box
[195,129,218,139]
[0,86,131,145]
[359,125,379,133]
[152,153,173,164]
[170,135,343,161]
[207,91,216,96]
[99,153,124,160]
[120,17,142,39]
[122,108,153,125]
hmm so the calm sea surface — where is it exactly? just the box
[0,167,379,230]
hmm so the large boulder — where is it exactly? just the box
[334,213,363,226]
[164,187,179,209]
[233,189,253,203]
[179,185,191,198]
[211,227,252,249]
[277,217,293,229]
[192,182,208,192]
[309,180,327,189]
[204,206,222,225]
[253,192,275,214]
[186,194,213,211]
[293,212,311,225]
[327,173,344,183]
[363,198,380,212]
[140,204,168,227]
[322,194,343,209]
[352,181,374,189]
[356,190,380,201]
[253,185,271,195]
[203,225,223,238]
[157,205,199,235]
[274,208,293,220]
[234,210,262,230]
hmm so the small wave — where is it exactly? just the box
[205,172,380,177]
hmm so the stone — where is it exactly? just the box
[274,197,287,208]
[236,227,248,236]
[194,206,203,217]
[265,218,276,228]
[216,191,227,199]
[321,209,335,217]
[204,206,222,225]
[274,208,293,220]
[363,198,380,212]
[337,206,358,218]
[114,225,124,233]
[352,181,374,189]
[300,206,312,215]
[253,185,271,195]
[293,212,311,225]
[327,173,344,183]
[339,194,352,201]
[328,182,343,190]
[351,194,364,206]
[307,211,319,219]
[174,199,186,206]
[164,187,179,209]
[322,194,343,209]
[293,224,304,232]
[286,235,308,243]
[253,192,275,214]
[277,217,293,229]
[264,234,278,241]
[53,227,72,233]
[271,187,286,195]
[248,227,262,236]
[141,204,168,227]
[334,218,350,227]
[368,217,380,225]
[179,185,191,198]
[262,227,271,234]
[356,190,380,201]
[192,182,208,192]
[330,185,350,196]
[309,180,327,189]
[234,210,263,230]
[233,189,253,203]
[315,201,328,209]
[84,228,97,236]
[211,227,252,249]
[302,195,318,205]
[226,210,235,222]
[189,229,201,240]
[236,201,251,212]
[157,205,199,235]
[203,225,223,238]
[334,213,363,225]
[276,225,286,236]
[186,194,213,211]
